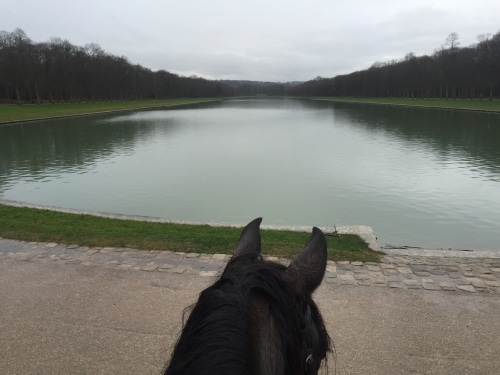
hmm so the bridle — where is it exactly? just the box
[297,304,319,375]
[305,353,314,374]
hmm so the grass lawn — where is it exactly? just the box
[0,204,381,262]
[313,97,500,112]
[0,98,218,123]
[2,97,499,124]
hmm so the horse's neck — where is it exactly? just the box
[165,289,254,375]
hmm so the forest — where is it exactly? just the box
[0,28,236,103]
[1,28,499,103]
[291,31,500,100]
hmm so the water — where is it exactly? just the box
[1,99,499,249]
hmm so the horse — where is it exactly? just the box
[162,218,332,375]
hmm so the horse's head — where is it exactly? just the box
[228,218,331,374]
[164,218,332,375]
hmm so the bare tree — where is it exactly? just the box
[445,32,460,53]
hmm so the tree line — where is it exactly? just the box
[291,31,500,100]
[0,28,236,104]
[2,28,499,103]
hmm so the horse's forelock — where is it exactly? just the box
[228,258,331,375]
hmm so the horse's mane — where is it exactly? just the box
[163,253,331,375]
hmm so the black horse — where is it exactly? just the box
[162,218,332,375]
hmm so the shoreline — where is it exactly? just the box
[0,98,222,125]
[0,198,378,250]
[312,97,500,114]
[2,97,500,126]
[2,198,500,259]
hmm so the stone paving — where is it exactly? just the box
[1,238,499,293]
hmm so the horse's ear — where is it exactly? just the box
[234,217,263,257]
[285,227,327,295]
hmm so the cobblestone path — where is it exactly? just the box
[1,238,499,293]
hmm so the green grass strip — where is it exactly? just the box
[313,97,500,112]
[3,97,498,124]
[0,98,218,123]
[0,204,381,262]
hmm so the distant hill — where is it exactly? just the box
[220,80,302,96]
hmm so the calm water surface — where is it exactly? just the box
[1,99,500,249]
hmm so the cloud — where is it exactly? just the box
[1,0,500,82]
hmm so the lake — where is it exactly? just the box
[1,98,499,250]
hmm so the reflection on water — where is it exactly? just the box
[1,99,499,250]
[332,103,500,181]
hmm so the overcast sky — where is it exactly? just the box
[1,0,499,82]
